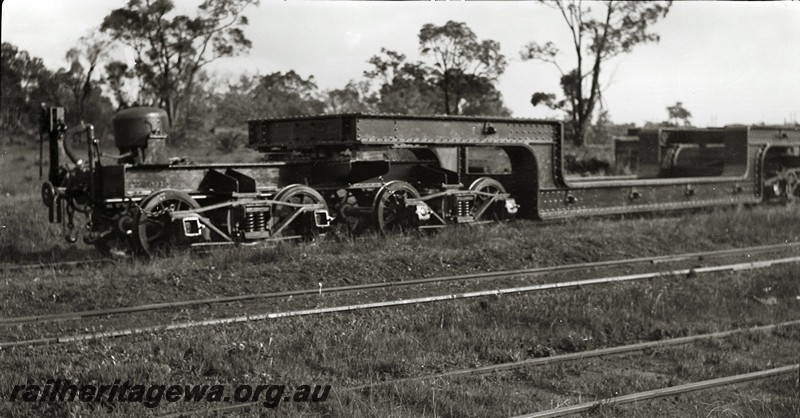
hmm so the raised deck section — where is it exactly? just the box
[248,113,562,150]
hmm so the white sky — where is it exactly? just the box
[2,0,799,127]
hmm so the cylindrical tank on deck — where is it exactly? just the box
[660,144,725,177]
[112,107,169,149]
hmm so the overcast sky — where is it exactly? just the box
[2,0,799,127]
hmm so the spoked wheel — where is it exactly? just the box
[469,177,511,221]
[373,181,421,235]
[272,184,328,239]
[134,190,200,256]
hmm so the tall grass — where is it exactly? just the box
[3,144,800,417]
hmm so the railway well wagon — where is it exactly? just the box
[39,106,799,256]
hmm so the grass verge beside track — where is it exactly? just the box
[2,144,800,417]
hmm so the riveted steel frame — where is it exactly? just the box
[248,114,799,222]
[532,126,795,219]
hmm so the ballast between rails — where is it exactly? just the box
[1,242,796,326]
[2,255,799,349]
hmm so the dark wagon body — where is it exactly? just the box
[39,107,800,256]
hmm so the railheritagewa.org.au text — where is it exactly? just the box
[9,379,331,409]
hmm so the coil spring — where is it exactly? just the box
[457,199,472,217]
[244,212,256,232]
[254,211,267,231]
[243,211,269,232]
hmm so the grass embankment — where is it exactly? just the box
[1,143,799,417]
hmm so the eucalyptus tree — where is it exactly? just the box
[522,1,672,145]
[419,21,508,115]
[101,0,258,127]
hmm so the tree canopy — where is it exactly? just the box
[419,21,508,116]
[3,13,516,150]
[363,48,440,115]
[667,101,692,126]
[1,43,54,132]
[522,0,672,145]
[0,41,114,139]
[251,71,326,118]
[323,81,376,114]
[61,33,113,124]
[100,0,258,127]
[362,22,511,117]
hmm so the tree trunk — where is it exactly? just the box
[442,72,451,115]
[164,97,175,128]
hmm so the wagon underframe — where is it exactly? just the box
[38,107,799,256]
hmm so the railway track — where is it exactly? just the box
[515,365,800,418]
[0,240,794,274]
[2,253,799,349]
[159,319,800,417]
[0,258,108,272]
[1,242,796,327]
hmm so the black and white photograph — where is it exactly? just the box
[1,0,799,416]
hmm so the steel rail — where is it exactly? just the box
[2,255,799,349]
[1,242,796,326]
[0,258,108,272]
[350,319,800,389]
[513,364,800,418]
[159,320,800,418]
